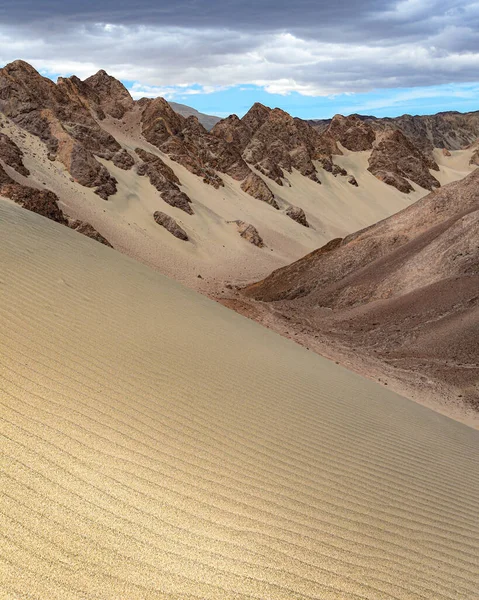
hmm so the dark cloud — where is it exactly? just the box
[0,0,478,96]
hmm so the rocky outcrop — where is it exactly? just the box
[348,175,358,187]
[442,147,451,157]
[0,61,119,199]
[286,205,309,227]
[309,110,479,157]
[0,163,66,223]
[240,172,278,208]
[470,144,479,166]
[84,70,134,119]
[232,220,264,247]
[153,211,189,240]
[67,219,113,247]
[368,129,440,192]
[213,104,322,185]
[136,148,193,214]
[0,132,29,176]
[332,164,347,177]
[323,114,376,152]
[112,148,135,170]
[141,101,251,188]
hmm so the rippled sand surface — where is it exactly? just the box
[1,199,478,599]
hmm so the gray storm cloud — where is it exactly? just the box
[0,0,478,95]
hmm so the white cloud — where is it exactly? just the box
[1,1,479,99]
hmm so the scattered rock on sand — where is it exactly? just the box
[0,132,30,176]
[240,172,279,208]
[232,220,264,247]
[67,219,113,247]
[153,211,189,240]
[348,175,359,187]
[286,205,309,227]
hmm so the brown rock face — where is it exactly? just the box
[246,169,479,306]
[244,170,479,405]
[240,172,279,208]
[0,132,29,176]
[141,102,251,187]
[67,219,113,247]
[153,211,189,240]
[136,148,193,214]
[286,205,309,227]
[0,163,66,223]
[213,104,322,185]
[368,129,440,192]
[233,220,264,247]
[0,61,119,199]
[112,149,135,170]
[84,70,134,119]
[470,145,479,166]
[324,114,376,152]
[309,110,479,156]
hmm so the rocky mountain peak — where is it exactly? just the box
[324,114,376,152]
[84,69,134,119]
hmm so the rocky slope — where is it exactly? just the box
[310,110,479,156]
[243,170,479,410]
[0,59,476,296]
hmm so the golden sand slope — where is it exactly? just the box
[1,199,479,600]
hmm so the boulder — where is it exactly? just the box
[233,220,264,247]
[286,205,309,227]
[153,211,188,240]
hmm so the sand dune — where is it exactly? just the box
[1,199,479,598]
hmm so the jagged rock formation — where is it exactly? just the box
[0,60,119,198]
[67,219,113,247]
[240,172,279,208]
[84,70,134,119]
[213,103,322,185]
[141,100,248,185]
[470,144,479,166]
[368,130,440,192]
[0,163,66,223]
[232,220,264,247]
[332,164,347,177]
[1,161,112,246]
[153,211,189,240]
[244,170,479,403]
[310,110,479,156]
[286,205,309,227]
[112,148,135,170]
[0,132,29,176]
[136,148,193,214]
[322,114,376,152]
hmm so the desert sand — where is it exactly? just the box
[1,198,479,599]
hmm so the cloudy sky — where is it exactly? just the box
[0,0,478,118]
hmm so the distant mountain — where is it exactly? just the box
[169,101,221,130]
[309,110,479,155]
[0,60,475,293]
